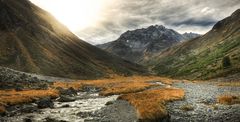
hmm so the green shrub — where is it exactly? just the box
[222,56,231,68]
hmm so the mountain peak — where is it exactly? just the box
[98,25,190,63]
[231,9,240,17]
[148,25,166,30]
[213,9,240,30]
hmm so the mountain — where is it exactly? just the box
[182,32,201,41]
[97,25,187,63]
[0,0,147,79]
[151,9,240,80]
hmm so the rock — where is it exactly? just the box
[57,87,77,96]
[24,118,32,122]
[61,104,70,108]
[21,104,38,113]
[139,114,170,122]
[77,112,93,118]
[105,101,114,106]
[58,95,76,102]
[36,83,49,90]
[45,117,68,122]
[36,97,54,109]
[15,86,24,91]
[82,85,100,93]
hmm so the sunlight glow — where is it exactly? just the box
[30,0,107,31]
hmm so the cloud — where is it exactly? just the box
[171,18,217,27]
[75,0,240,44]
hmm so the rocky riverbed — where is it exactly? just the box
[0,66,239,122]
[167,81,240,122]
[0,88,138,122]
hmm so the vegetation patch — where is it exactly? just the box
[118,88,185,121]
[53,76,175,96]
[180,104,194,111]
[0,89,59,112]
[217,95,240,105]
[0,76,178,116]
[218,82,240,87]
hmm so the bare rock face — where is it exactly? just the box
[97,25,194,64]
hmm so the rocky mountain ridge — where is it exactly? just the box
[97,25,200,63]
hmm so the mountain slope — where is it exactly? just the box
[97,25,186,63]
[0,0,147,79]
[151,9,240,80]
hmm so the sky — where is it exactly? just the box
[30,0,240,45]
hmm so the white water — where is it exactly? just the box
[4,92,118,122]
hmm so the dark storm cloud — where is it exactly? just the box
[172,19,217,27]
[76,0,240,44]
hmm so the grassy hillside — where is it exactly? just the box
[0,0,147,79]
[151,9,240,80]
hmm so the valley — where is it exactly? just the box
[0,0,239,122]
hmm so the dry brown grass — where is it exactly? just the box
[217,95,240,105]
[53,75,175,96]
[180,104,194,111]
[99,81,158,96]
[0,89,59,109]
[0,76,178,114]
[118,88,185,121]
[53,81,83,90]
[218,82,240,87]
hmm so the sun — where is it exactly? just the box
[30,0,105,31]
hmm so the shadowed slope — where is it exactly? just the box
[0,0,147,79]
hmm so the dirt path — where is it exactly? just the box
[167,82,240,122]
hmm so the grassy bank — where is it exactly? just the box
[0,75,184,120]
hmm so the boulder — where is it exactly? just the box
[58,95,76,102]
[36,97,54,109]
[57,87,77,96]
[24,118,32,122]
[61,104,70,108]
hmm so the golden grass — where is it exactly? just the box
[218,82,240,87]
[118,88,185,121]
[0,89,59,107]
[53,81,83,90]
[180,104,194,111]
[99,81,158,96]
[217,95,240,105]
[53,75,175,96]
[0,76,179,114]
